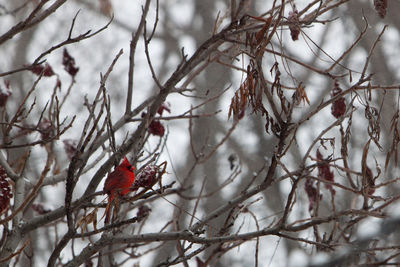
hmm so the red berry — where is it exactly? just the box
[148,120,165,137]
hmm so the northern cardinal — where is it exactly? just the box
[103,156,135,222]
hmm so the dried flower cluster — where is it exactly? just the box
[374,0,387,18]
[288,9,300,41]
[229,61,267,121]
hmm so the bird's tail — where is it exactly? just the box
[104,193,119,224]
[104,200,112,223]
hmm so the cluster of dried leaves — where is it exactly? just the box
[228,60,263,121]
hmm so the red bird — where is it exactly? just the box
[103,156,136,201]
[103,157,135,223]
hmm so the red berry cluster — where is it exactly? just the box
[0,166,13,214]
[148,120,165,137]
[62,48,79,77]
[304,178,321,212]
[0,80,12,107]
[317,150,335,195]
[147,102,171,137]
[331,81,346,118]
[157,102,171,115]
[132,165,158,190]
[29,63,55,77]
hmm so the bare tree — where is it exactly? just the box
[0,0,399,266]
